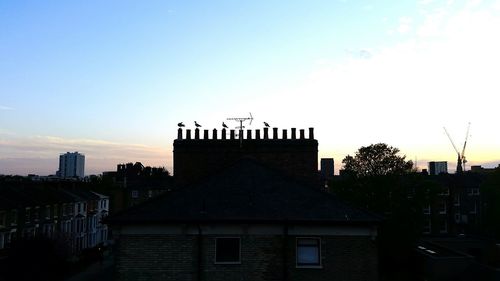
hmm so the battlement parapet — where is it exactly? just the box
[176,127,315,141]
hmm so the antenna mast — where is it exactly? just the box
[227,113,254,147]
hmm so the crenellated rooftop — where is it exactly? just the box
[176,127,315,140]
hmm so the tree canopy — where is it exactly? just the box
[342,143,413,177]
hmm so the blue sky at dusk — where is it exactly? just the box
[1,0,500,175]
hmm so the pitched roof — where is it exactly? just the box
[107,158,381,225]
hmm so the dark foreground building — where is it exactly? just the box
[107,127,380,281]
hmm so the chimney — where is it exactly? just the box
[203,129,209,139]
[291,128,296,139]
[212,129,218,140]
[230,130,235,140]
[309,128,314,139]
[247,129,252,139]
[299,129,305,139]
[255,129,261,139]
[222,128,226,140]
[282,129,288,139]
[186,129,192,140]
[178,128,183,139]
[195,128,200,139]
[273,128,278,139]
[263,128,269,139]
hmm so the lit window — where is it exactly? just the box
[296,238,321,267]
[215,237,240,263]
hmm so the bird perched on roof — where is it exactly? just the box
[178,122,185,127]
[194,121,202,128]
[263,122,270,127]
[222,122,228,128]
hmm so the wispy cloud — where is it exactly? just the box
[397,17,412,34]
[0,135,171,175]
[259,0,500,171]
[0,105,14,111]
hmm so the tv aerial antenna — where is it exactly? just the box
[227,112,254,130]
[227,113,254,147]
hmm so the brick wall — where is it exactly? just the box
[116,235,197,281]
[115,234,378,281]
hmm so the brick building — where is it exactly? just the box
[108,127,380,281]
[0,182,109,255]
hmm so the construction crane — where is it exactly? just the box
[443,123,471,173]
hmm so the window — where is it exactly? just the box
[439,188,450,195]
[439,221,448,234]
[470,201,478,214]
[423,204,431,215]
[454,194,460,206]
[296,237,321,267]
[215,237,240,264]
[45,205,51,219]
[25,207,31,223]
[34,206,40,221]
[423,219,431,234]
[468,188,480,196]
[438,201,447,214]
[0,212,6,227]
[131,190,139,198]
[10,210,17,225]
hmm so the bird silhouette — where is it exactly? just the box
[263,122,270,127]
[194,121,202,128]
[178,122,185,127]
[222,122,228,128]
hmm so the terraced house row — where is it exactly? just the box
[0,182,109,256]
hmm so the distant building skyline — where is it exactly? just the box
[1,1,500,176]
[429,161,448,175]
[320,158,335,179]
[57,152,85,178]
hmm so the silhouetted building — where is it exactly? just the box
[320,158,334,179]
[107,127,381,281]
[174,127,318,186]
[57,152,85,179]
[0,182,109,255]
[102,162,173,212]
[428,161,448,175]
[421,173,484,236]
[470,164,500,175]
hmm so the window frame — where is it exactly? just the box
[296,237,322,268]
[214,237,241,264]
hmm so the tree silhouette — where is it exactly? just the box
[342,143,413,177]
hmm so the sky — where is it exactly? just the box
[1,0,500,176]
